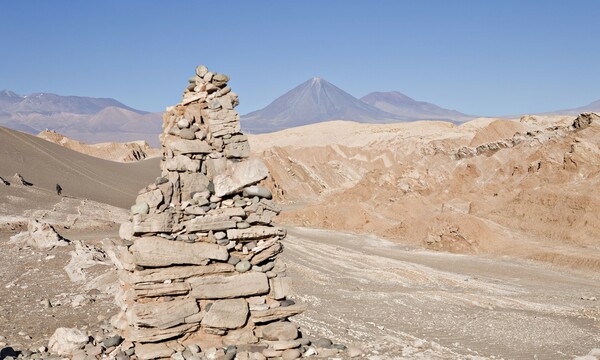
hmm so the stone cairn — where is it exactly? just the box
[115,65,306,359]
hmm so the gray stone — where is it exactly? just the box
[180,129,197,140]
[269,340,301,350]
[270,277,292,300]
[281,348,302,360]
[102,335,123,348]
[129,236,228,266]
[48,328,89,356]
[262,322,298,341]
[189,272,269,299]
[136,189,163,209]
[185,215,237,232]
[235,260,251,273]
[213,159,269,197]
[201,299,248,329]
[132,212,176,234]
[129,323,198,343]
[196,65,208,77]
[125,263,234,284]
[178,118,190,129]
[237,222,251,229]
[155,176,168,185]
[226,226,285,241]
[188,344,201,354]
[9,219,69,250]
[131,202,149,215]
[251,242,283,265]
[314,338,333,349]
[228,256,241,265]
[128,298,199,329]
[133,281,190,298]
[243,186,272,199]
[213,73,230,87]
[180,172,210,201]
[251,304,307,324]
[166,155,200,172]
[169,139,212,155]
[135,342,175,360]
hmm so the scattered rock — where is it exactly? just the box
[314,337,333,349]
[9,219,70,250]
[48,328,89,356]
[262,321,298,341]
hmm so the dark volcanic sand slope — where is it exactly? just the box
[0,126,159,208]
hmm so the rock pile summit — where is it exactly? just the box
[114,65,306,359]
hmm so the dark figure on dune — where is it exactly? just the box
[56,184,62,196]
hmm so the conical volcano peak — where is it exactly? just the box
[242,78,400,133]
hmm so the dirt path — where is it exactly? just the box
[283,227,600,359]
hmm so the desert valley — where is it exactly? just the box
[0,65,599,360]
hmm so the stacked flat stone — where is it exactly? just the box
[115,65,305,359]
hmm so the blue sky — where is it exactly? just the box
[1,1,599,116]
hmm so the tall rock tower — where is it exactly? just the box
[115,65,305,359]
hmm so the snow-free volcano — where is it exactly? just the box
[242,77,401,133]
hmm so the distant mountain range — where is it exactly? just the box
[2,81,599,141]
[0,90,162,146]
[546,99,600,116]
[241,78,475,133]
[361,91,475,123]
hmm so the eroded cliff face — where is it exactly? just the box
[252,113,600,270]
[37,130,160,162]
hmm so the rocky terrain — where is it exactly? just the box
[37,130,160,162]
[1,97,599,358]
[249,113,600,273]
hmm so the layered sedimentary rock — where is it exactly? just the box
[114,65,304,358]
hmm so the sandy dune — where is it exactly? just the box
[0,126,159,208]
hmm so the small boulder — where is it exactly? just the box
[9,219,69,250]
[48,328,89,356]
[262,321,298,341]
[281,348,302,360]
[201,299,249,329]
[243,186,272,199]
[131,202,149,215]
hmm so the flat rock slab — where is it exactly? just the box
[262,321,298,341]
[128,323,198,343]
[189,272,269,299]
[133,281,191,298]
[168,139,212,154]
[125,263,234,284]
[251,304,307,324]
[135,342,175,359]
[48,327,89,356]
[202,298,249,329]
[128,298,199,329]
[213,159,269,197]
[132,212,175,234]
[129,236,228,267]
[227,226,285,241]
